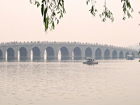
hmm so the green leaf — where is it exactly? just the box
[111,17,114,22]
[57,20,59,24]
[41,4,44,16]
[59,12,63,19]
[44,7,48,18]
[35,1,40,7]
[52,12,56,16]
[52,22,55,29]
[95,9,97,12]
[43,8,48,24]
[42,0,45,3]
[123,17,126,20]
[45,16,49,31]
[86,1,88,5]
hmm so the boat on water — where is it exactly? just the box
[83,58,98,65]
[126,55,134,60]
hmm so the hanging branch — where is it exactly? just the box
[86,0,98,16]
[31,0,66,32]
[30,0,134,32]
[99,1,114,22]
[121,0,133,20]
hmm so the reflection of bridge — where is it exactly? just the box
[0,41,139,61]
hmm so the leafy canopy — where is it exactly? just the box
[30,0,133,32]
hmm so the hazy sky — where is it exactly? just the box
[0,0,140,47]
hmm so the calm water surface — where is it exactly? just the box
[0,59,140,105]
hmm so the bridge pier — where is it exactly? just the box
[91,49,95,59]
[1,51,6,61]
[81,48,85,60]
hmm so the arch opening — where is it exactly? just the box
[73,47,82,60]
[95,48,102,59]
[104,49,110,59]
[59,47,69,60]
[19,47,27,61]
[119,51,124,59]
[112,50,117,59]
[85,47,92,59]
[32,47,41,61]
[7,48,15,60]
[46,46,55,60]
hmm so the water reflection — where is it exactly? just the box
[0,60,140,105]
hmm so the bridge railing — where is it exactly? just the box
[0,41,138,51]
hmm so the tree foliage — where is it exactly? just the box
[30,0,133,32]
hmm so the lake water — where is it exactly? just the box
[0,59,140,105]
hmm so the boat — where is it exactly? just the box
[83,58,98,65]
[126,55,134,60]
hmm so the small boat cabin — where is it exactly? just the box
[126,55,134,60]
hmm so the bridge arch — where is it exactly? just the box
[119,51,124,58]
[0,49,3,60]
[104,49,110,59]
[95,48,102,59]
[125,52,129,58]
[73,47,82,60]
[0,42,138,61]
[59,46,69,60]
[112,50,117,59]
[7,47,15,60]
[46,46,55,60]
[19,47,27,60]
[32,46,41,60]
[85,47,92,58]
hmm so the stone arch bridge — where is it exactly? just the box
[0,41,138,61]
